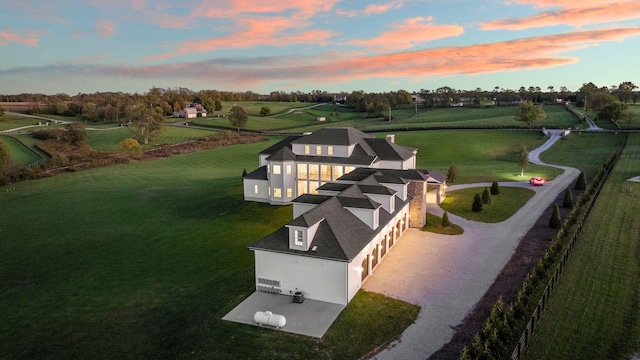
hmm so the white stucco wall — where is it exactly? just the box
[254,251,349,305]
[243,178,269,202]
[344,206,378,230]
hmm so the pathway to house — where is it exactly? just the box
[362,130,579,360]
[1,112,127,133]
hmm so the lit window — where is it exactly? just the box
[294,230,304,246]
[297,163,307,179]
[309,181,320,194]
[328,146,333,156]
[254,184,258,194]
[345,166,355,174]
[297,181,308,196]
[286,165,292,174]
[308,164,319,180]
[274,188,282,198]
[304,145,310,154]
[321,165,331,181]
[332,165,343,180]
[273,165,281,175]
[316,146,322,155]
[286,188,292,197]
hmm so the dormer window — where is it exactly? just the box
[294,230,303,246]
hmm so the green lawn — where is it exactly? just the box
[0,112,64,131]
[87,125,216,151]
[395,130,562,183]
[439,187,535,223]
[0,135,43,165]
[422,212,464,235]
[540,131,626,179]
[523,133,640,359]
[0,139,418,360]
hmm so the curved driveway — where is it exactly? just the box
[363,130,579,360]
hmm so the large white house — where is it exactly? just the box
[243,127,437,205]
[246,128,447,306]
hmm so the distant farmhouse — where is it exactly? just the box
[243,127,446,305]
[173,103,207,118]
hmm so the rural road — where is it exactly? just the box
[363,130,579,360]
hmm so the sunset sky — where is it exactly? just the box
[1,0,639,95]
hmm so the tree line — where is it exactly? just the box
[1,81,637,124]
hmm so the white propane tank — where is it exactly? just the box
[253,311,286,328]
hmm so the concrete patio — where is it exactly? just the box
[222,291,345,338]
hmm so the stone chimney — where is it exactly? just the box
[386,134,395,143]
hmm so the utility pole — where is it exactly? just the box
[388,106,391,123]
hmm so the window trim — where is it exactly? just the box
[294,230,304,246]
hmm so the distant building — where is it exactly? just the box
[173,103,207,118]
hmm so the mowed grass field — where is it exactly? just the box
[523,133,640,359]
[86,125,217,151]
[0,135,43,165]
[0,112,68,131]
[395,130,563,183]
[0,111,630,359]
[541,131,626,179]
[0,139,419,360]
[440,187,535,223]
[361,103,581,131]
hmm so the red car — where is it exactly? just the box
[529,177,546,186]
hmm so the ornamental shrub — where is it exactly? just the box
[549,204,562,229]
[490,180,500,195]
[441,211,451,227]
[563,187,574,208]
[482,187,492,204]
[472,193,483,212]
[575,171,587,190]
[118,138,142,158]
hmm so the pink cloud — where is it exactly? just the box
[194,0,340,19]
[0,29,45,46]
[480,1,640,30]
[6,26,639,91]
[143,16,337,61]
[95,20,116,38]
[364,0,405,15]
[106,26,640,88]
[348,17,464,52]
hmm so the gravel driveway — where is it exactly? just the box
[363,130,579,359]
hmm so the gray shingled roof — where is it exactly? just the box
[256,128,415,167]
[317,183,351,192]
[243,166,267,180]
[266,146,297,161]
[290,127,374,146]
[338,167,444,184]
[364,138,416,161]
[259,136,302,155]
[249,195,409,261]
[291,194,333,204]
